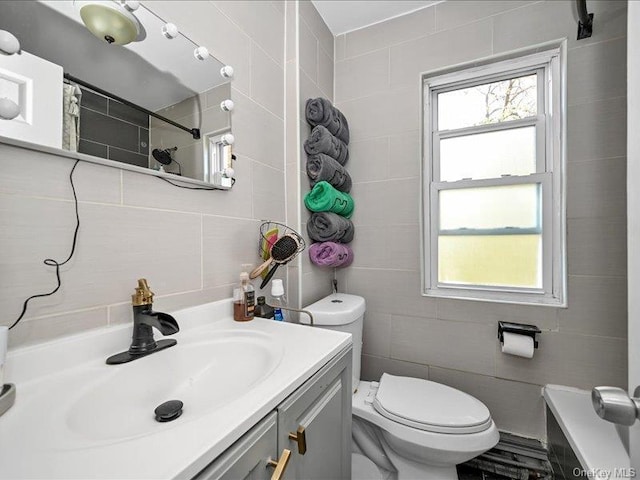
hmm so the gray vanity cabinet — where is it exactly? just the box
[193,346,352,480]
[193,412,278,480]
[276,346,352,480]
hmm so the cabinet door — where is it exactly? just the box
[277,346,352,480]
[194,412,280,480]
[0,50,63,148]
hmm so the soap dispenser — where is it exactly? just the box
[233,269,255,322]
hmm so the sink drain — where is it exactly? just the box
[154,400,183,422]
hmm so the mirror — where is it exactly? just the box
[0,1,234,187]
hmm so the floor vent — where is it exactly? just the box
[458,433,554,480]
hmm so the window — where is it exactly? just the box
[422,45,566,306]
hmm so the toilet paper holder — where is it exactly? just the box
[498,321,541,349]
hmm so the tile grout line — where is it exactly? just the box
[200,214,204,290]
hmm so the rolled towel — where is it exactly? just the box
[304,181,354,218]
[309,242,354,268]
[307,153,352,193]
[307,212,354,243]
[304,125,349,165]
[305,98,350,145]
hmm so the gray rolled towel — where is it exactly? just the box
[307,212,354,244]
[307,153,352,193]
[304,125,349,165]
[306,98,350,145]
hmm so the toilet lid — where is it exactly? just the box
[372,374,493,434]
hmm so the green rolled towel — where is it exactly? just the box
[304,181,354,218]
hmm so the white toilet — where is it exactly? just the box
[303,293,500,480]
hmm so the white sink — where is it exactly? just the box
[0,299,351,479]
[64,330,283,444]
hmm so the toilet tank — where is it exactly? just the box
[302,293,366,392]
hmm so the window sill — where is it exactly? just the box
[424,287,566,308]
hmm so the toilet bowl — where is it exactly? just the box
[303,293,500,480]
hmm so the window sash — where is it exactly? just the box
[432,117,546,182]
[429,173,552,294]
[432,68,545,136]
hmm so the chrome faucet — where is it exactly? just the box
[106,279,179,365]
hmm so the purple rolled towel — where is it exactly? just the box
[309,242,354,268]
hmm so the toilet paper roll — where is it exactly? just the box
[501,332,534,358]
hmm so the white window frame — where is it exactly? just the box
[421,43,567,307]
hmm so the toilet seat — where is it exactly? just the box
[372,374,492,434]
[352,380,499,467]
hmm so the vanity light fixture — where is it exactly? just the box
[0,30,20,55]
[221,133,235,146]
[220,65,234,79]
[194,46,209,61]
[76,1,142,46]
[220,99,234,112]
[161,22,179,39]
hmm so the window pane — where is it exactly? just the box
[440,127,536,181]
[438,234,542,288]
[439,184,540,231]
[438,74,537,130]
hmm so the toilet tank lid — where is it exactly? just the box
[302,293,366,326]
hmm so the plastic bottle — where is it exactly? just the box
[233,272,255,321]
[254,296,275,319]
[270,279,287,322]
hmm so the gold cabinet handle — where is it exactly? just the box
[288,425,307,455]
[267,449,291,480]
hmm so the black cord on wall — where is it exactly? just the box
[8,160,81,330]
[8,162,234,330]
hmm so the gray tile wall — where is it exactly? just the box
[334,0,628,440]
[78,88,150,168]
[285,1,336,310]
[2,1,287,348]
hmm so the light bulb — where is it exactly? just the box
[220,65,234,79]
[194,46,209,60]
[221,134,235,146]
[123,1,139,11]
[0,98,20,120]
[0,30,20,55]
[161,23,178,39]
[220,99,234,112]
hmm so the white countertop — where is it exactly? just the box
[544,384,629,472]
[0,299,352,479]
